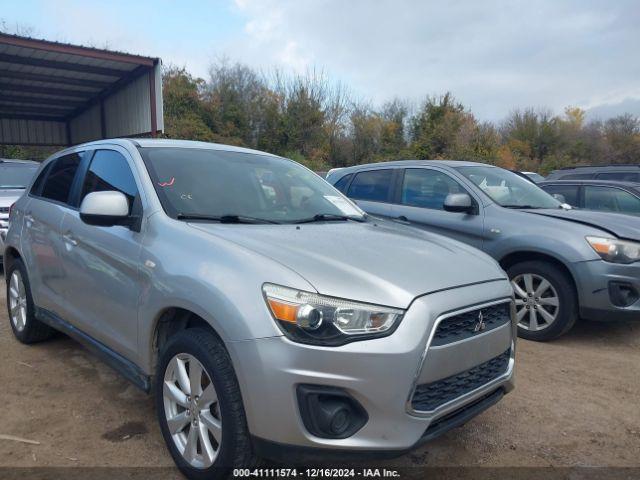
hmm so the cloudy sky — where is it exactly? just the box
[2,0,639,121]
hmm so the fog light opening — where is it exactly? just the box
[297,385,368,439]
[609,281,639,308]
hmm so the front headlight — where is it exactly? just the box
[262,283,404,346]
[586,236,640,264]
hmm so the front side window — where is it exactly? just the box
[458,166,560,209]
[347,169,393,202]
[81,150,139,213]
[139,148,364,223]
[40,153,83,204]
[0,164,38,189]
[540,184,579,206]
[400,168,467,210]
[584,186,640,216]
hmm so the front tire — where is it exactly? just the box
[155,328,256,479]
[507,261,577,341]
[6,258,54,344]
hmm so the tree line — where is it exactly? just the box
[162,61,640,174]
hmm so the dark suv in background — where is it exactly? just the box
[546,164,640,182]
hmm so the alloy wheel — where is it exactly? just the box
[8,271,27,332]
[511,273,560,332]
[163,353,222,468]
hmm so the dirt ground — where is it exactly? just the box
[0,272,639,478]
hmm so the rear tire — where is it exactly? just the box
[6,258,54,344]
[155,328,256,479]
[507,261,577,341]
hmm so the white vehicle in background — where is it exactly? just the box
[521,171,545,183]
[0,159,39,264]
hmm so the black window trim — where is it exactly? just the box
[395,166,480,214]
[28,151,89,211]
[346,167,399,204]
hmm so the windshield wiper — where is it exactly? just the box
[176,214,280,224]
[501,205,540,209]
[292,213,366,224]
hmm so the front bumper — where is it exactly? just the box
[228,280,515,454]
[573,259,640,322]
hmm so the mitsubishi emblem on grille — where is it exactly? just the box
[474,311,487,332]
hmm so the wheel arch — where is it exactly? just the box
[499,250,579,299]
[3,246,21,273]
[149,307,225,381]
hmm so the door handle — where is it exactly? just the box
[62,233,78,247]
[24,213,34,225]
[396,215,409,222]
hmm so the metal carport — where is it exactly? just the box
[0,33,163,146]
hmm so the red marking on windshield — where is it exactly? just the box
[158,177,175,187]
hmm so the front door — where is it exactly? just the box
[59,148,144,360]
[393,167,485,249]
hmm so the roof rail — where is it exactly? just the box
[559,164,640,170]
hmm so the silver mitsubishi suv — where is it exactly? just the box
[4,139,515,478]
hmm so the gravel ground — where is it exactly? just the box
[0,273,639,478]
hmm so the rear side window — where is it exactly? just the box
[540,184,579,206]
[596,172,640,182]
[584,186,640,216]
[81,150,139,213]
[333,173,353,193]
[40,153,83,204]
[347,170,393,202]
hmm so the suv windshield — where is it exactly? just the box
[140,147,365,224]
[0,164,38,189]
[457,166,561,209]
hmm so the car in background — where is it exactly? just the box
[4,140,516,477]
[328,160,640,341]
[546,164,640,182]
[539,180,640,217]
[521,171,545,183]
[0,159,39,264]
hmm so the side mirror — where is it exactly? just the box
[552,193,566,203]
[80,191,132,227]
[443,193,474,214]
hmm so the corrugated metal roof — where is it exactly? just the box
[0,33,163,145]
[0,33,158,122]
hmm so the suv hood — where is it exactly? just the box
[525,209,640,242]
[0,189,23,208]
[189,221,506,308]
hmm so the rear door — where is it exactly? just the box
[392,167,485,249]
[59,147,144,360]
[21,153,84,316]
[345,168,397,218]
